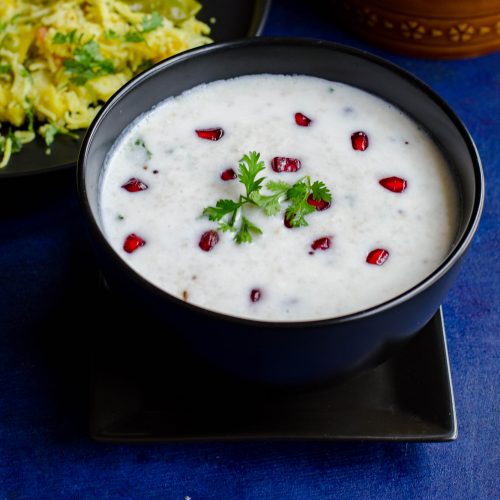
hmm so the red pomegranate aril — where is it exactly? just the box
[307,194,331,211]
[271,157,301,173]
[351,131,369,151]
[311,236,332,251]
[366,248,390,266]
[123,233,146,253]
[250,288,261,302]
[220,168,237,181]
[199,230,219,252]
[195,128,224,141]
[284,214,294,228]
[379,176,407,193]
[295,112,312,127]
[121,178,148,192]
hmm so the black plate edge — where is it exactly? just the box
[438,308,458,441]
[89,308,457,444]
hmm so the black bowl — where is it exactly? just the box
[77,38,484,384]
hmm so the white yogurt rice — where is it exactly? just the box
[99,74,459,321]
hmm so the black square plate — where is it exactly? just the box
[89,292,457,442]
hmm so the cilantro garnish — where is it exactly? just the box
[104,29,120,40]
[202,151,332,244]
[39,123,79,153]
[20,66,32,81]
[25,104,34,133]
[0,63,11,74]
[285,178,331,227]
[124,32,145,43]
[134,137,152,159]
[63,40,114,85]
[141,12,163,32]
[53,30,77,44]
[7,129,22,154]
[124,11,163,43]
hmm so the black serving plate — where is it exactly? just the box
[0,0,270,178]
[90,283,457,442]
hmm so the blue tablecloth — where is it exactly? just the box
[1,1,498,498]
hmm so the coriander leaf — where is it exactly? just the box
[244,217,262,235]
[0,63,11,74]
[125,0,201,24]
[250,180,289,216]
[218,221,235,233]
[52,32,65,44]
[141,12,163,32]
[39,123,79,153]
[284,205,313,228]
[235,217,262,244]
[20,67,30,78]
[285,178,316,228]
[7,129,22,153]
[0,14,19,34]
[249,192,281,216]
[238,151,265,197]
[25,105,34,132]
[40,124,58,147]
[203,199,241,222]
[311,180,332,202]
[286,180,309,202]
[124,31,145,43]
[134,137,152,159]
[53,30,77,44]
[266,180,290,193]
[104,29,119,40]
[63,40,114,85]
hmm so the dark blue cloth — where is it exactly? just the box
[1,1,498,498]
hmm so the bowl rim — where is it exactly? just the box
[77,36,484,329]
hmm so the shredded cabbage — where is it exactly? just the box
[0,0,211,167]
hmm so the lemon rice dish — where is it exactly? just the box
[0,0,211,167]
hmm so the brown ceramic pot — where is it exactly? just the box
[340,0,500,58]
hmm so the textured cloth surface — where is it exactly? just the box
[0,1,499,498]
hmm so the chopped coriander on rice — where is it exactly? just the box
[0,0,211,167]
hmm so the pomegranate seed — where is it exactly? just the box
[250,288,261,302]
[307,194,331,211]
[220,168,237,181]
[195,128,224,141]
[121,178,148,192]
[295,112,312,127]
[311,236,332,251]
[123,233,146,253]
[366,248,390,266]
[271,157,301,173]
[379,176,407,193]
[351,131,369,151]
[199,230,219,252]
[284,213,294,228]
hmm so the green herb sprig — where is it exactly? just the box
[202,151,332,244]
[124,11,163,43]
[63,40,114,85]
[53,30,78,45]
